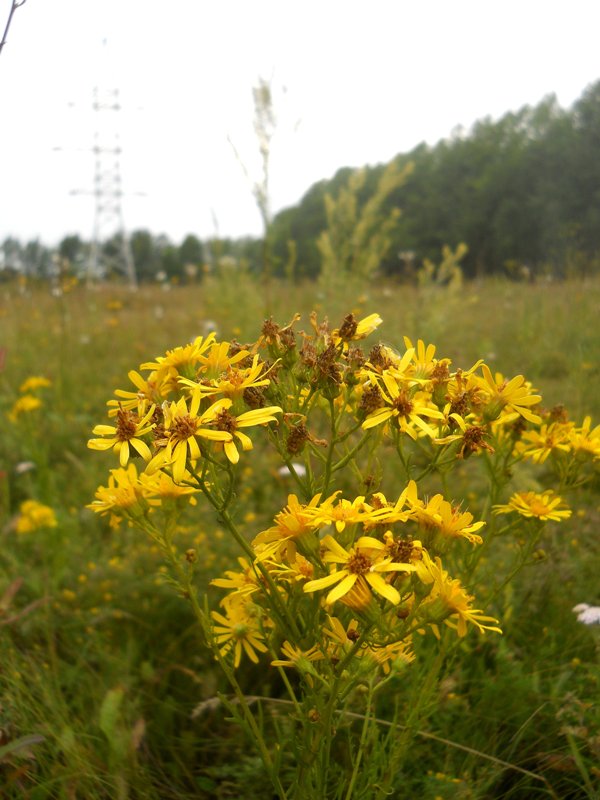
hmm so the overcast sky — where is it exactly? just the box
[1,0,599,246]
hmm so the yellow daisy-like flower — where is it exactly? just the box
[138,469,199,505]
[146,393,232,482]
[8,394,41,421]
[415,551,502,637]
[362,371,443,439]
[271,641,325,670]
[19,376,52,393]
[513,422,572,464]
[303,534,416,606]
[434,412,495,459]
[196,340,251,381]
[409,493,485,546]
[212,404,282,464]
[88,403,155,467]
[141,332,217,379]
[569,416,600,459]
[107,369,164,416]
[402,336,454,383]
[16,499,57,533]
[301,493,389,533]
[86,463,145,515]
[211,557,262,599]
[492,490,572,521]
[211,598,268,668]
[252,493,324,560]
[475,365,542,424]
[181,354,273,402]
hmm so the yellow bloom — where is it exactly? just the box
[252,493,324,560]
[303,534,416,606]
[19,376,51,393]
[475,365,542,424]
[410,493,485,546]
[301,493,390,533]
[86,463,145,515]
[402,336,453,383]
[211,557,262,599]
[513,422,572,464]
[181,354,273,401]
[146,393,232,482]
[88,403,155,467]
[138,469,199,505]
[141,332,217,379]
[362,371,443,439]
[212,405,282,464]
[195,340,251,380]
[8,394,41,421]
[569,416,600,459]
[493,490,572,521]
[434,413,495,459]
[211,598,268,668]
[16,500,57,533]
[271,641,325,670]
[332,312,383,344]
[415,551,501,637]
[107,369,165,416]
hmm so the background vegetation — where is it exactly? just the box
[0,274,599,798]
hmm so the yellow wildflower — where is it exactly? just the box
[211,597,268,668]
[19,376,51,393]
[362,371,443,439]
[303,534,416,606]
[146,393,232,482]
[8,394,41,421]
[475,365,542,424]
[569,416,600,459]
[88,403,155,467]
[87,463,145,515]
[493,490,572,521]
[332,312,382,344]
[16,500,57,533]
[252,493,324,560]
[212,404,282,464]
[415,551,501,637]
[271,641,325,670]
[513,422,572,464]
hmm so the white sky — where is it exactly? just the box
[1,0,599,246]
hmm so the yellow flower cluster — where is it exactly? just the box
[87,311,594,675]
[209,483,499,671]
[8,375,52,422]
[16,499,57,534]
[88,331,283,484]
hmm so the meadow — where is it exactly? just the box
[1,271,599,799]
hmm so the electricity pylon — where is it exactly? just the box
[71,86,138,288]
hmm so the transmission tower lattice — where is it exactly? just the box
[85,86,137,287]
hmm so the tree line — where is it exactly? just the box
[2,80,599,284]
[270,80,600,280]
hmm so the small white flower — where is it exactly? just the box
[15,461,36,475]
[277,463,307,478]
[573,603,600,625]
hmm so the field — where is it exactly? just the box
[1,272,599,799]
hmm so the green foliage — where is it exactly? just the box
[317,160,411,289]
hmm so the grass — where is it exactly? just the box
[0,273,599,798]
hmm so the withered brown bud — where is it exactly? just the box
[243,386,266,409]
[286,423,310,455]
[359,384,383,415]
[338,313,358,340]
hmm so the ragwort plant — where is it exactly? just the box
[87,311,600,799]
